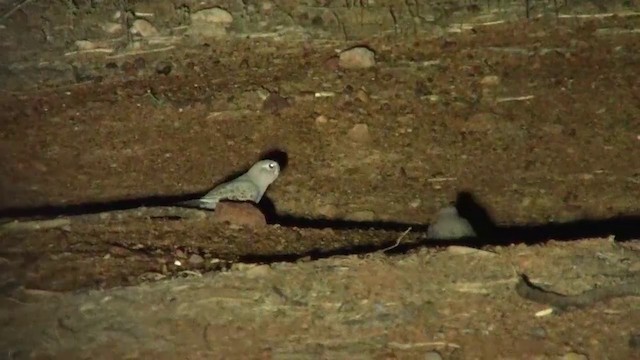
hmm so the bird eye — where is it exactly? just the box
[268,162,276,169]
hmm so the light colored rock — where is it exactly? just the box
[355,88,370,102]
[130,19,159,37]
[212,202,267,227]
[348,123,371,143]
[480,75,501,86]
[426,206,476,240]
[315,115,328,124]
[191,7,234,25]
[188,7,234,38]
[75,40,97,51]
[339,46,376,69]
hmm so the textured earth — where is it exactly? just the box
[1,9,640,360]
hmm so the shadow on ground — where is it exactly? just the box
[1,148,639,258]
[1,189,638,246]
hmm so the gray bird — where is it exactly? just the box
[178,159,280,210]
[426,206,476,240]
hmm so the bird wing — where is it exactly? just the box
[176,178,262,210]
[200,179,261,203]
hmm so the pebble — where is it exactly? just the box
[424,351,443,360]
[188,254,204,265]
[347,123,371,143]
[339,46,376,69]
[155,61,172,75]
[315,115,328,124]
[480,75,501,86]
[212,202,267,227]
[426,206,476,240]
[355,88,370,103]
[75,40,97,51]
[130,19,159,37]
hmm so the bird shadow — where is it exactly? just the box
[0,149,293,219]
[1,145,638,261]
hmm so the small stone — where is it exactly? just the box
[130,19,159,37]
[339,46,376,69]
[409,199,421,208]
[348,210,376,222]
[560,352,588,360]
[424,351,443,360]
[427,206,476,240]
[174,249,186,259]
[188,254,204,265]
[355,88,370,103]
[155,61,172,75]
[315,115,328,124]
[212,202,267,227]
[348,123,371,143]
[75,40,97,51]
[480,75,500,86]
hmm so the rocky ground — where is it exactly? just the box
[1,0,640,359]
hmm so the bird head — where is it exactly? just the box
[247,159,280,186]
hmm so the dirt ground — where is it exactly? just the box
[1,8,640,360]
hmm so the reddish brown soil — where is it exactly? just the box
[1,15,639,359]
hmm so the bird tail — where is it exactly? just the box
[175,198,218,210]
